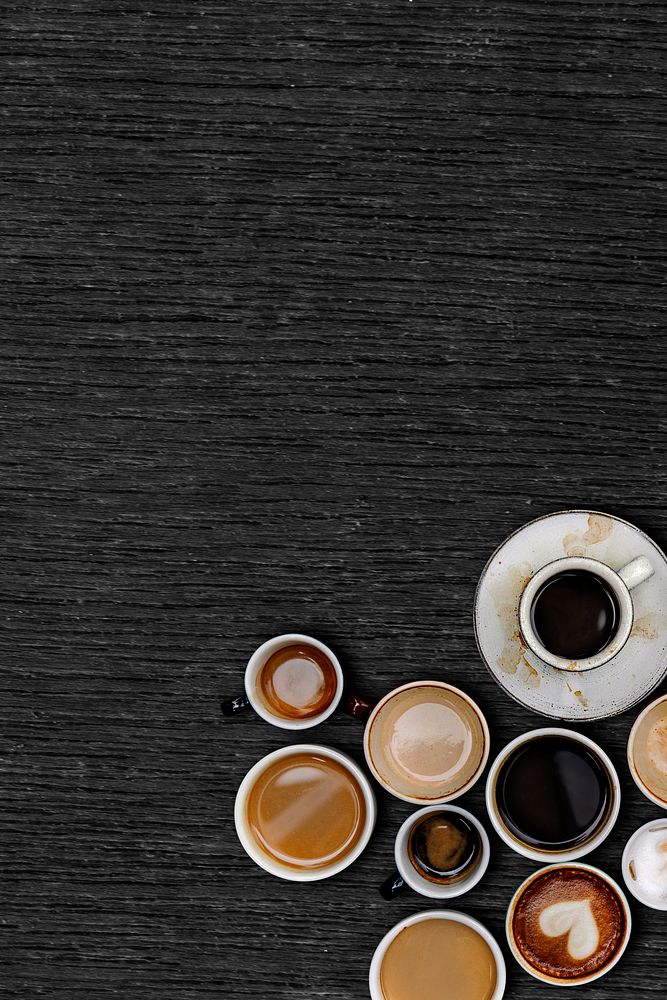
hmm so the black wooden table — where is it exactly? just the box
[3,2,666,998]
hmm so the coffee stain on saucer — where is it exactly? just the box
[490,563,541,687]
[566,683,590,709]
[631,613,659,641]
[563,513,614,557]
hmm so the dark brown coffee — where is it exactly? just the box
[408,812,481,884]
[530,570,619,659]
[256,642,338,720]
[495,735,612,851]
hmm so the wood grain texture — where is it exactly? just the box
[1,1,666,997]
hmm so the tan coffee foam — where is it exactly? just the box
[367,686,485,800]
[511,869,626,982]
[632,700,667,803]
[380,919,497,1000]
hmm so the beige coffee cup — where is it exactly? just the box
[362,681,490,805]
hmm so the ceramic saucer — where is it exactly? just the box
[474,510,667,720]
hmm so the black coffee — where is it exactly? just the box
[495,735,612,850]
[530,569,619,659]
[408,812,481,884]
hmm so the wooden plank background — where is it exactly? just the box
[2,1,666,997]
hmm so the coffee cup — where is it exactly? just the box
[518,554,653,671]
[379,805,490,900]
[369,910,506,1000]
[627,692,667,808]
[506,863,631,986]
[221,633,345,729]
[363,681,490,804]
[234,743,376,881]
[622,817,667,910]
[486,727,620,862]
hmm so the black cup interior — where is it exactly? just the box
[530,569,620,659]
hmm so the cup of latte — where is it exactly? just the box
[370,910,506,1000]
[506,863,631,986]
[379,805,490,900]
[363,681,490,804]
[234,743,376,880]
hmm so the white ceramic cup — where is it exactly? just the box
[369,910,506,1000]
[380,805,490,900]
[363,680,490,805]
[626,693,667,808]
[485,727,621,862]
[506,863,632,987]
[621,818,667,910]
[234,743,376,881]
[518,554,653,671]
[221,633,344,730]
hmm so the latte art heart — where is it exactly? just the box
[539,899,599,960]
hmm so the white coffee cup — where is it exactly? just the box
[234,743,376,881]
[221,633,344,730]
[369,910,506,1000]
[621,818,667,910]
[506,863,632,987]
[380,805,490,900]
[485,727,620,862]
[518,555,653,671]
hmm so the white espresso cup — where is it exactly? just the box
[234,743,376,881]
[221,633,344,730]
[518,554,653,671]
[369,910,506,1000]
[486,728,620,863]
[379,805,490,901]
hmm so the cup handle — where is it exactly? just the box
[618,556,654,591]
[379,870,405,900]
[220,693,251,717]
[342,691,377,723]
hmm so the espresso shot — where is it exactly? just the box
[408,812,481,885]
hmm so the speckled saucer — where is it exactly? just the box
[474,510,667,721]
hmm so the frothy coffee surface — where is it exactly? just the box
[626,823,667,906]
[380,918,497,1000]
[512,868,626,982]
[256,643,338,720]
[246,752,366,870]
[631,698,667,804]
[367,685,486,800]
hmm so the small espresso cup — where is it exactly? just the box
[234,743,376,881]
[518,554,653,671]
[379,805,490,900]
[506,863,631,987]
[369,910,506,1000]
[363,681,490,805]
[486,728,620,863]
[221,633,344,729]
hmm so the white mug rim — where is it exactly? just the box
[363,680,490,805]
[621,817,667,910]
[244,632,344,730]
[393,804,490,899]
[485,727,621,862]
[518,556,633,672]
[626,693,667,809]
[234,742,376,882]
[369,909,506,1000]
[505,862,632,986]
